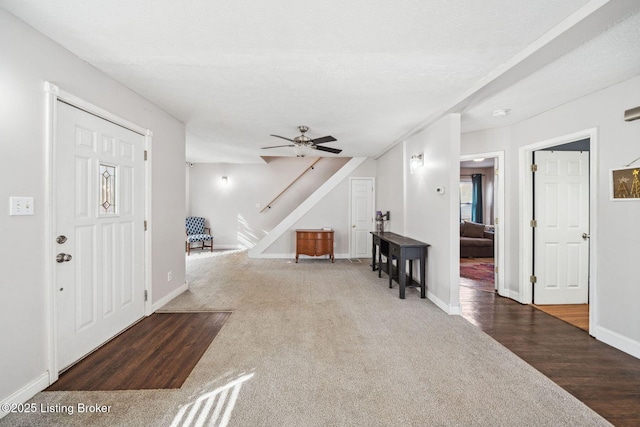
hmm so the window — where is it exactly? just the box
[100,164,116,215]
[460,178,472,221]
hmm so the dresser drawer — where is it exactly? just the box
[296,242,317,255]
[389,244,401,257]
[315,240,332,254]
[297,231,327,240]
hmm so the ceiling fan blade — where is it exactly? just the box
[313,145,342,154]
[261,144,295,149]
[270,134,296,142]
[310,135,337,144]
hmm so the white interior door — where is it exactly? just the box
[55,101,145,370]
[350,178,374,258]
[533,150,589,304]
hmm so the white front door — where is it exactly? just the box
[350,178,374,258]
[55,101,146,370]
[533,150,589,304]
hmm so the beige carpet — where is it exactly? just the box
[1,250,609,426]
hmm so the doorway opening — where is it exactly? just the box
[531,139,590,332]
[349,177,375,260]
[518,129,597,335]
[45,83,152,384]
[459,151,505,300]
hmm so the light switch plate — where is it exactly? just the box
[10,197,34,215]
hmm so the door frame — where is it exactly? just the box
[44,82,153,384]
[518,128,597,335]
[459,151,505,297]
[348,177,375,259]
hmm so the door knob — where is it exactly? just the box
[352,225,356,228]
[56,253,73,263]
[56,235,67,244]
[582,233,590,240]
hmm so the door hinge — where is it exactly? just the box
[495,218,499,225]
[144,150,148,161]
[530,219,537,228]
[494,169,499,175]
[144,220,148,231]
[531,163,538,172]
[144,290,148,301]
[530,275,537,283]
[494,266,498,273]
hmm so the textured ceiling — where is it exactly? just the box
[462,8,640,133]
[1,0,638,162]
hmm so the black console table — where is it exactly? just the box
[371,232,430,299]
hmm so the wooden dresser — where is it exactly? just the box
[296,229,334,263]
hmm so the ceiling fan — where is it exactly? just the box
[262,126,341,156]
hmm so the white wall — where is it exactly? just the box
[0,10,186,403]
[462,75,640,357]
[375,143,405,233]
[188,157,350,250]
[284,159,377,257]
[186,162,191,215]
[377,115,461,313]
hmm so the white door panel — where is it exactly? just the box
[534,151,589,304]
[56,101,145,370]
[350,179,374,258]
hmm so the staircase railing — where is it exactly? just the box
[260,158,322,212]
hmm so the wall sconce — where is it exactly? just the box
[222,176,228,185]
[624,106,640,122]
[410,153,424,173]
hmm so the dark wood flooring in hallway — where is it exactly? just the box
[460,286,640,427]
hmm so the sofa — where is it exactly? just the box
[460,221,494,258]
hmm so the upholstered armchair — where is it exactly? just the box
[185,217,213,255]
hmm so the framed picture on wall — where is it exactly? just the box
[611,167,640,200]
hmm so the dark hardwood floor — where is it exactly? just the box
[460,286,640,426]
[47,312,231,391]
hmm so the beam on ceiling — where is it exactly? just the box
[376,0,640,159]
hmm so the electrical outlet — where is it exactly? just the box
[167,271,172,282]
[10,197,34,215]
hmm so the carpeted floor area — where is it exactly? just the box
[0,251,609,426]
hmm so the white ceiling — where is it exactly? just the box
[2,0,639,163]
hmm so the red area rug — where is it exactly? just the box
[460,262,495,293]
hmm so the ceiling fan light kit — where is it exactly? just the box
[262,125,342,156]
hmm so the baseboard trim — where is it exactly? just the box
[427,291,459,315]
[253,253,353,260]
[594,325,640,359]
[0,372,49,419]
[448,304,461,315]
[500,288,521,302]
[151,282,189,313]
